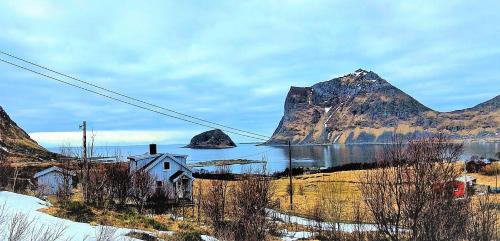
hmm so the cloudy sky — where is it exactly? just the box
[0,0,499,147]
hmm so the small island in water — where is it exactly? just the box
[189,159,267,168]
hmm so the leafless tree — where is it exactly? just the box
[360,134,467,241]
[0,164,13,189]
[28,222,68,241]
[105,163,131,207]
[351,194,367,241]
[196,180,202,224]
[56,157,74,203]
[6,212,35,241]
[0,149,6,164]
[309,196,325,237]
[320,182,346,240]
[150,180,176,213]
[86,164,112,208]
[0,203,6,228]
[94,225,118,241]
[230,167,277,241]
[10,166,20,192]
[201,166,230,235]
[130,170,155,213]
[466,193,498,241]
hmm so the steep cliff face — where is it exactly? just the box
[0,106,55,161]
[269,69,499,144]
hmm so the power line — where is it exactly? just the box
[0,50,270,140]
[0,57,269,141]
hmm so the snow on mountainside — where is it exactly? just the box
[268,69,500,144]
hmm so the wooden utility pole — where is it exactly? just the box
[81,121,87,200]
[288,140,293,210]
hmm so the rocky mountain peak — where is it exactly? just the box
[268,70,499,144]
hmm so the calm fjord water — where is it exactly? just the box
[49,143,500,174]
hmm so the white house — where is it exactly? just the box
[128,144,194,200]
[34,166,75,195]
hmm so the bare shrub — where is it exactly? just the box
[95,225,118,241]
[0,203,6,228]
[351,195,368,241]
[480,164,500,176]
[56,160,74,203]
[6,212,35,241]
[320,182,346,240]
[361,135,467,241]
[230,168,277,241]
[87,164,112,208]
[105,163,131,207]
[467,194,498,241]
[130,170,155,213]
[201,166,230,235]
[28,222,68,241]
[0,149,6,164]
[150,181,176,214]
[0,164,12,188]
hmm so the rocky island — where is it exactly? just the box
[185,129,237,149]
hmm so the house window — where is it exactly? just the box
[156,181,163,187]
[163,162,170,170]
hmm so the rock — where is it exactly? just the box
[185,129,237,149]
[267,69,500,144]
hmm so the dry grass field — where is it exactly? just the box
[271,163,500,222]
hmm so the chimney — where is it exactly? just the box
[149,144,157,155]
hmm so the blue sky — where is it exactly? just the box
[0,1,499,147]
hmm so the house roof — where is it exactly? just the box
[128,153,193,174]
[140,154,164,171]
[455,175,476,183]
[170,170,186,182]
[34,166,76,179]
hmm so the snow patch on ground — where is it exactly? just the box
[268,209,378,233]
[0,191,220,241]
[0,191,138,241]
[281,230,313,240]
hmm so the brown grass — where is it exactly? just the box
[271,164,500,222]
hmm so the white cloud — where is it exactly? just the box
[1,0,499,137]
[6,0,52,18]
[29,130,198,147]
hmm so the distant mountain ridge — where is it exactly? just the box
[268,69,499,144]
[0,106,56,161]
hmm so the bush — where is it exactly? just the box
[145,217,169,231]
[127,231,158,241]
[171,231,203,241]
[177,221,197,231]
[61,201,95,223]
[481,164,500,176]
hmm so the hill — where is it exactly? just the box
[268,69,499,144]
[0,106,56,161]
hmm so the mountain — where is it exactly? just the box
[268,69,500,144]
[185,129,237,149]
[0,106,56,161]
